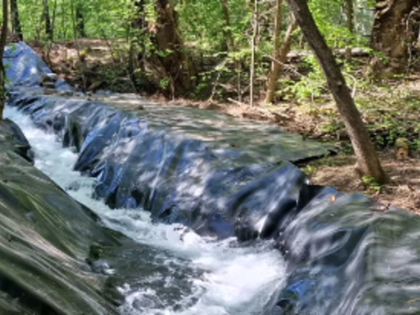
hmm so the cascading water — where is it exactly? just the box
[7,42,420,315]
[4,107,286,314]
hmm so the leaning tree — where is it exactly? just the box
[287,0,388,184]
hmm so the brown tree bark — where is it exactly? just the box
[265,0,283,104]
[75,3,86,38]
[221,0,235,52]
[370,0,420,75]
[250,0,259,106]
[0,0,8,120]
[287,0,388,184]
[128,0,153,94]
[344,0,354,61]
[345,0,354,34]
[10,0,22,40]
[42,0,53,40]
[132,0,147,67]
[220,0,242,101]
[145,0,197,98]
[51,0,58,40]
[265,9,298,104]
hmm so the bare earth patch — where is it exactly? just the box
[310,152,420,212]
[27,39,133,93]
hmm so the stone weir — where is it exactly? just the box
[3,42,420,314]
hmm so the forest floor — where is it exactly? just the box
[27,39,420,212]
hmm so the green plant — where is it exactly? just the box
[322,121,344,134]
[412,139,420,152]
[362,175,382,192]
[303,164,317,177]
[159,77,170,90]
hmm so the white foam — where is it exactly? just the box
[5,106,286,314]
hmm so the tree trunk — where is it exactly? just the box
[344,0,354,61]
[128,1,158,95]
[370,0,420,75]
[265,0,283,104]
[10,0,22,40]
[220,0,242,101]
[145,0,196,98]
[76,3,86,38]
[0,0,8,120]
[42,0,53,40]
[221,0,235,51]
[265,9,298,104]
[250,0,258,107]
[51,0,58,40]
[132,0,147,66]
[287,0,388,184]
[345,0,354,34]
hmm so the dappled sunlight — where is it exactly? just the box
[5,105,287,315]
[311,153,420,212]
[5,34,420,315]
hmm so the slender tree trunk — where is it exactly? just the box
[51,0,58,40]
[287,0,387,184]
[265,5,298,104]
[75,3,86,38]
[250,0,258,107]
[345,0,354,32]
[265,0,283,105]
[132,0,147,71]
[61,0,67,39]
[370,0,420,75]
[10,0,22,40]
[70,0,87,91]
[220,0,242,101]
[70,0,77,42]
[344,0,354,61]
[221,0,235,52]
[42,0,53,40]
[128,0,158,95]
[0,0,9,120]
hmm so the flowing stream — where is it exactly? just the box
[5,106,287,315]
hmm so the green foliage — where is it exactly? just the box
[159,77,170,89]
[281,56,327,103]
[5,1,373,59]
[310,0,371,48]
[412,139,420,152]
[322,121,344,134]
[362,175,382,192]
[10,0,375,69]
[302,164,317,178]
[352,86,420,151]
[5,0,380,104]
[177,0,251,53]
[15,0,134,40]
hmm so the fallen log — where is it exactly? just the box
[287,47,371,60]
